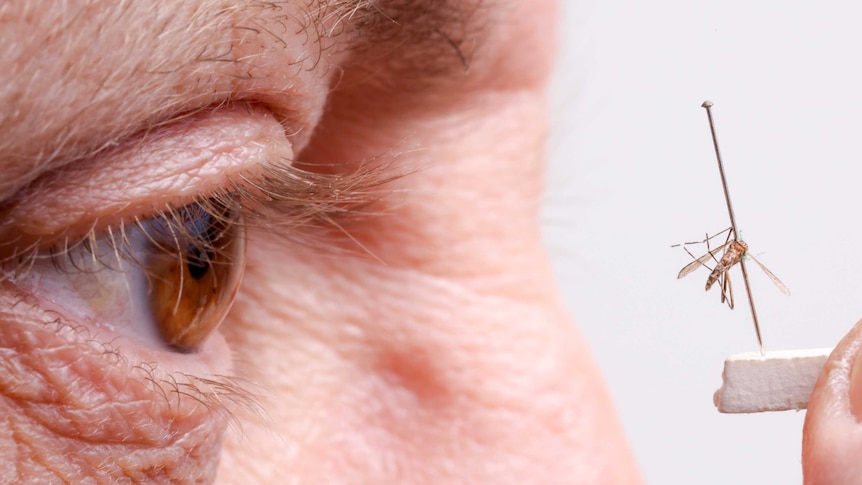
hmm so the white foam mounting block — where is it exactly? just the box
[714,348,833,413]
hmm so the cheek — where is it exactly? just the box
[0,289,229,482]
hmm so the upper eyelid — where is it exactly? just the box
[0,1,336,199]
[0,105,294,250]
[0,102,408,263]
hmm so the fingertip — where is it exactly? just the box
[849,341,862,419]
[803,319,862,484]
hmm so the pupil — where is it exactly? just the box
[186,244,210,280]
[180,205,227,281]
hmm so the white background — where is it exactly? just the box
[546,1,862,483]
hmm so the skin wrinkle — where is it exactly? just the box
[0,291,228,482]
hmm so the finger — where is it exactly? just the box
[803,318,862,484]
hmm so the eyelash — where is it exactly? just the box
[0,158,402,340]
[2,158,399,262]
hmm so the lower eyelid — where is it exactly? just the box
[0,288,234,481]
[0,277,235,375]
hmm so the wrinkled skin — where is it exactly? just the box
[0,1,858,483]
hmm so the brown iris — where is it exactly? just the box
[146,202,245,351]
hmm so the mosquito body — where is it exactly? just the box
[675,229,738,308]
[705,239,746,291]
[675,229,790,308]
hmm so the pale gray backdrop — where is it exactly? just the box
[546,1,862,483]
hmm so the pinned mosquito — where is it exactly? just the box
[674,100,790,354]
[673,227,790,310]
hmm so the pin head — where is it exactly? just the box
[702,100,713,108]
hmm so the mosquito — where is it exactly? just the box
[674,227,790,309]
[681,100,790,354]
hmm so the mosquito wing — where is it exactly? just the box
[677,241,730,279]
[747,254,791,296]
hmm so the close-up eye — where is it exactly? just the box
[0,106,280,357]
[1,197,246,353]
[0,104,393,358]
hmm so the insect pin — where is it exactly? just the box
[672,101,792,354]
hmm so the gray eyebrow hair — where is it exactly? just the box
[322,0,485,80]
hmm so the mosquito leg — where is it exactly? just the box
[705,232,726,267]
[721,271,734,309]
[671,227,734,248]
[683,245,715,272]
